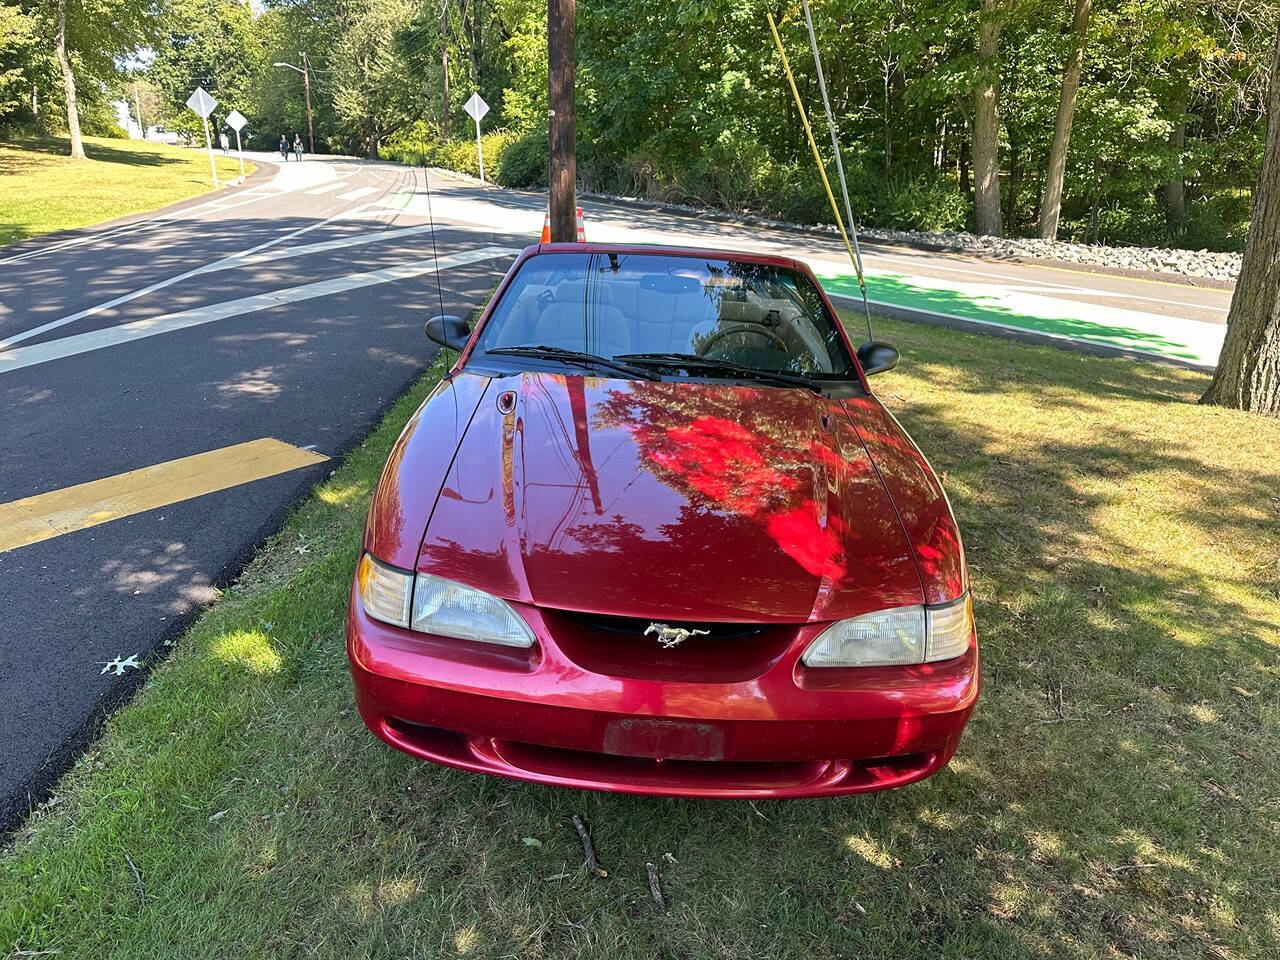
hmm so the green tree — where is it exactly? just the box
[41,0,160,156]
[330,0,418,158]
[147,0,260,144]
[0,3,38,122]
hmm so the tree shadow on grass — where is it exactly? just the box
[7,321,1277,959]
[0,137,184,175]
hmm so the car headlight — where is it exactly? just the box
[411,573,536,648]
[358,553,535,648]
[801,593,973,667]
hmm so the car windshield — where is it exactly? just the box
[474,252,856,379]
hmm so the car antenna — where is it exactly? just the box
[420,151,452,363]
[768,7,875,345]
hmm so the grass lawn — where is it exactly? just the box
[0,136,250,247]
[2,320,1278,959]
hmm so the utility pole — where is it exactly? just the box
[301,51,315,154]
[132,81,146,139]
[547,0,576,242]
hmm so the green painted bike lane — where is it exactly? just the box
[811,262,1224,367]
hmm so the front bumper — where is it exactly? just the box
[346,584,979,798]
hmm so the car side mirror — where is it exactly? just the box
[857,341,900,377]
[425,314,471,351]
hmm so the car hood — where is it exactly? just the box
[416,372,924,622]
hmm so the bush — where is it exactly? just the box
[1057,188,1250,252]
[495,127,547,188]
[876,177,971,232]
[1182,191,1252,252]
[382,127,518,181]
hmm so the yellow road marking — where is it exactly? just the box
[0,438,328,554]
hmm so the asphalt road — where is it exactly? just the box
[0,156,520,829]
[0,152,1234,829]
[395,170,1233,366]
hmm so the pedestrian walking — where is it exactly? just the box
[293,133,303,162]
[219,132,229,155]
[279,134,289,161]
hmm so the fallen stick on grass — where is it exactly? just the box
[646,861,666,912]
[571,814,607,878]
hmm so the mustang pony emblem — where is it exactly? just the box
[645,622,711,649]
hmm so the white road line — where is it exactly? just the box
[306,182,348,195]
[337,186,379,201]
[207,224,442,273]
[0,247,518,375]
[0,204,378,350]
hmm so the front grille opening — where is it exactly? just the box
[547,610,799,682]
[565,612,769,641]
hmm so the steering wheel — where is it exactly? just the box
[697,324,788,357]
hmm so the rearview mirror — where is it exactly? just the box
[425,314,471,351]
[857,341,900,377]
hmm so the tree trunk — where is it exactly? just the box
[440,0,451,138]
[1165,89,1188,236]
[54,0,85,160]
[1037,0,1092,240]
[1201,34,1280,416]
[973,0,1003,236]
[959,135,971,198]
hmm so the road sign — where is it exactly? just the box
[185,86,218,119]
[463,92,489,123]
[464,93,490,182]
[225,111,247,183]
[185,86,220,188]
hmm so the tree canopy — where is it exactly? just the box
[0,0,1275,249]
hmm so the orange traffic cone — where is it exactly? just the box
[540,205,586,243]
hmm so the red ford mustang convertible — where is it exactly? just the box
[346,243,978,798]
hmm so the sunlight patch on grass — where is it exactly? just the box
[316,482,369,507]
[341,876,421,925]
[454,924,484,954]
[842,835,897,870]
[209,629,283,675]
[1186,703,1220,725]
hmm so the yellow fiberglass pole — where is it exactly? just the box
[766,13,860,283]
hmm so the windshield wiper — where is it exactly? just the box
[615,352,822,393]
[484,345,659,381]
